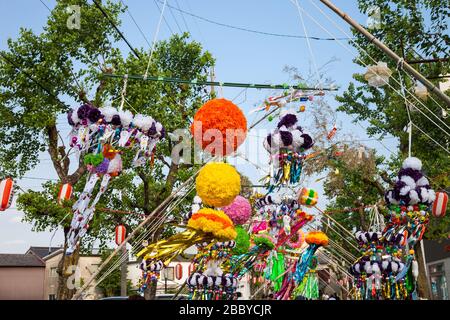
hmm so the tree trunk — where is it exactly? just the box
[415,241,431,299]
[57,230,80,300]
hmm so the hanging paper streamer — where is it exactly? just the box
[293,231,328,284]
[65,104,164,254]
[263,111,314,188]
[187,241,239,300]
[291,256,319,299]
[137,208,237,265]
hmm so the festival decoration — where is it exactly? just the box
[175,263,183,280]
[263,110,314,188]
[298,188,318,207]
[232,225,250,255]
[293,231,328,284]
[138,259,164,295]
[0,178,14,211]
[195,162,241,208]
[285,229,305,249]
[221,195,252,225]
[350,157,436,300]
[137,208,237,265]
[432,192,448,218]
[65,104,164,254]
[115,225,126,246]
[364,61,392,87]
[385,157,435,206]
[57,183,73,205]
[187,241,239,300]
[291,256,319,299]
[191,98,247,156]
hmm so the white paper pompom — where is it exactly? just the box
[118,110,133,127]
[71,109,80,125]
[133,114,146,129]
[400,175,416,188]
[155,122,163,133]
[409,189,419,204]
[271,132,282,149]
[291,129,304,149]
[140,116,154,132]
[402,157,422,170]
[427,189,436,203]
[399,186,411,196]
[99,106,118,123]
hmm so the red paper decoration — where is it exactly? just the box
[57,183,73,205]
[175,263,183,280]
[115,225,126,245]
[432,192,448,218]
[0,178,14,211]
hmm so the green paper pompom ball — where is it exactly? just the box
[253,235,275,250]
[83,153,104,166]
[232,226,250,255]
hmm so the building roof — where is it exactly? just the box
[0,254,45,267]
[26,246,62,259]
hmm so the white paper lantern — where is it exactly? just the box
[364,61,392,87]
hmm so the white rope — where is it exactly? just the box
[412,122,450,155]
[144,0,168,79]
[118,74,128,112]
[292,0,322,89]
[304,0,450,139]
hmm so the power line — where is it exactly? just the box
[120,0,152,48]
[155,0,350,41]
[174,0,191,34]
[92,0,141,59]
[152,0,175,34]
[165,0,183,34]
[0,52,68,109]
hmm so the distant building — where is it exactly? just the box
[424,239,450,300]
[0,253,45,300]
[0,246,103,300]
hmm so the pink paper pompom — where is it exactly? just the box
[221,195,252,225]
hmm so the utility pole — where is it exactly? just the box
[318,0,450,108]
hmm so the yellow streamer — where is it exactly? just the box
[137,229,213,265]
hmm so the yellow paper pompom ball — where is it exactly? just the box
[188,208,237,240]
[196,162,241,207]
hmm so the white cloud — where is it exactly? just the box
[1,239,26,246]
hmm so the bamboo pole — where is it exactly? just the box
[318,0,450,108]
[102,73,337,91]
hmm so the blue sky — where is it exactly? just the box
[0,0,401,253]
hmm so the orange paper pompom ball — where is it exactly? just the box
[191,98,247,156]
[305,231,329,246]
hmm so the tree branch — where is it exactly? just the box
[46,125,67,181]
